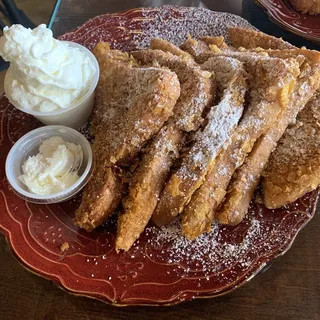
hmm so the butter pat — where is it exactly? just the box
[19,136,83,195]
[0,24,95,112]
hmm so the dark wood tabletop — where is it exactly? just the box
[1,1,320,319]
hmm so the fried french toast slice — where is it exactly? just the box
[90,43,137,135]
[228,29,320,209]
[201,36,229,48]
[132,49,213,132]
[115,49,214,250]
[215,32,320,222]
[182,50,300,236]
[181,136,234,238]
[153,56,247,228]
[150,38,193,60]
[74,43,180,231]
[216,48,320,225]
[116,123,184,252]
[92,44,180,166]
[263,92,320,208]
[180,35,229,59]
[180,35,210,58]
[228,27,295,50]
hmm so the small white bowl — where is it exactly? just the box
[5,125,93,204]
[4,41,99,129]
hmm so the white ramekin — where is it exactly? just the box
[4,41,99,129]
[5,125,93,204]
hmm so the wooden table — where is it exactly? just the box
[1,1,320,319]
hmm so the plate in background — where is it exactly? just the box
[255,0,320,44]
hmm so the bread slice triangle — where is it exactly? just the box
[263,92,320,208]
[215,48,320,224]
[74,43,180,231]
[182,45,301,233]
[152,56,247,229]
[116,47,214,251]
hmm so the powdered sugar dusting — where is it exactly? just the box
[1,6,319,305]
[136,6,254,49]
[145,217,262,274]
[168,56,246,190]
[267,93,320,167]
[188,56,246,169]
[59,6,255,52]
[140,200,301,278]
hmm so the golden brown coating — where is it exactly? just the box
[183,47,300,234]
[289,0,320,14]
[132,49,213,132]
[201,36,229,48]
[228,27,295,50]
[180,35,229,59]
[74,167,125,231]
[153,56,247,228]
[216,49,320,225]
[180,35,210,58]
[90,43,137,134]
[150,38,193,60]
[181,142,232,239]
[74,43,181,231]
[117,47,214,248]
[76,30,320,250]
[93,45,180,166]
[116,123,183,251]
[217,135,273,225]
[263,92,320,208]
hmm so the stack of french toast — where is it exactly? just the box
[74,28,320,252]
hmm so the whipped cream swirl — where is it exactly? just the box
[0,24,95,112]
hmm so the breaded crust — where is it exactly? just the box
[116,123,183,251]
[180,35,210,58]
[228,27,295,50]
[183,45,300,233]
[116,47,214,249]
[217,49,320,225]
[74,167,125,231]
[76,30,320,251]
[289,0,320,15]
[75,43,181,231]
[179,35,229,58]
[153,56,247,228]
[181,140,232,239]
[132,49,213,132]
[263,93,320,208]
[150,38,193,60]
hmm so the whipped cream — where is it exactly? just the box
[19,136,83,195]
[0,24,95,112]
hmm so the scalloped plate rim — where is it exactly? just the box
[254,0,320,43]
[1,192,318,308]
[0,6,319,307]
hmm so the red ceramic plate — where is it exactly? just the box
[0,6,319,306]
[255,0,320,43]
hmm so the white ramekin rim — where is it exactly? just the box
[5,41,99,117]
[5,125,93,203]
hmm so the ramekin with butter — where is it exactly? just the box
[19,136,83,195]
[5,126,93,203]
